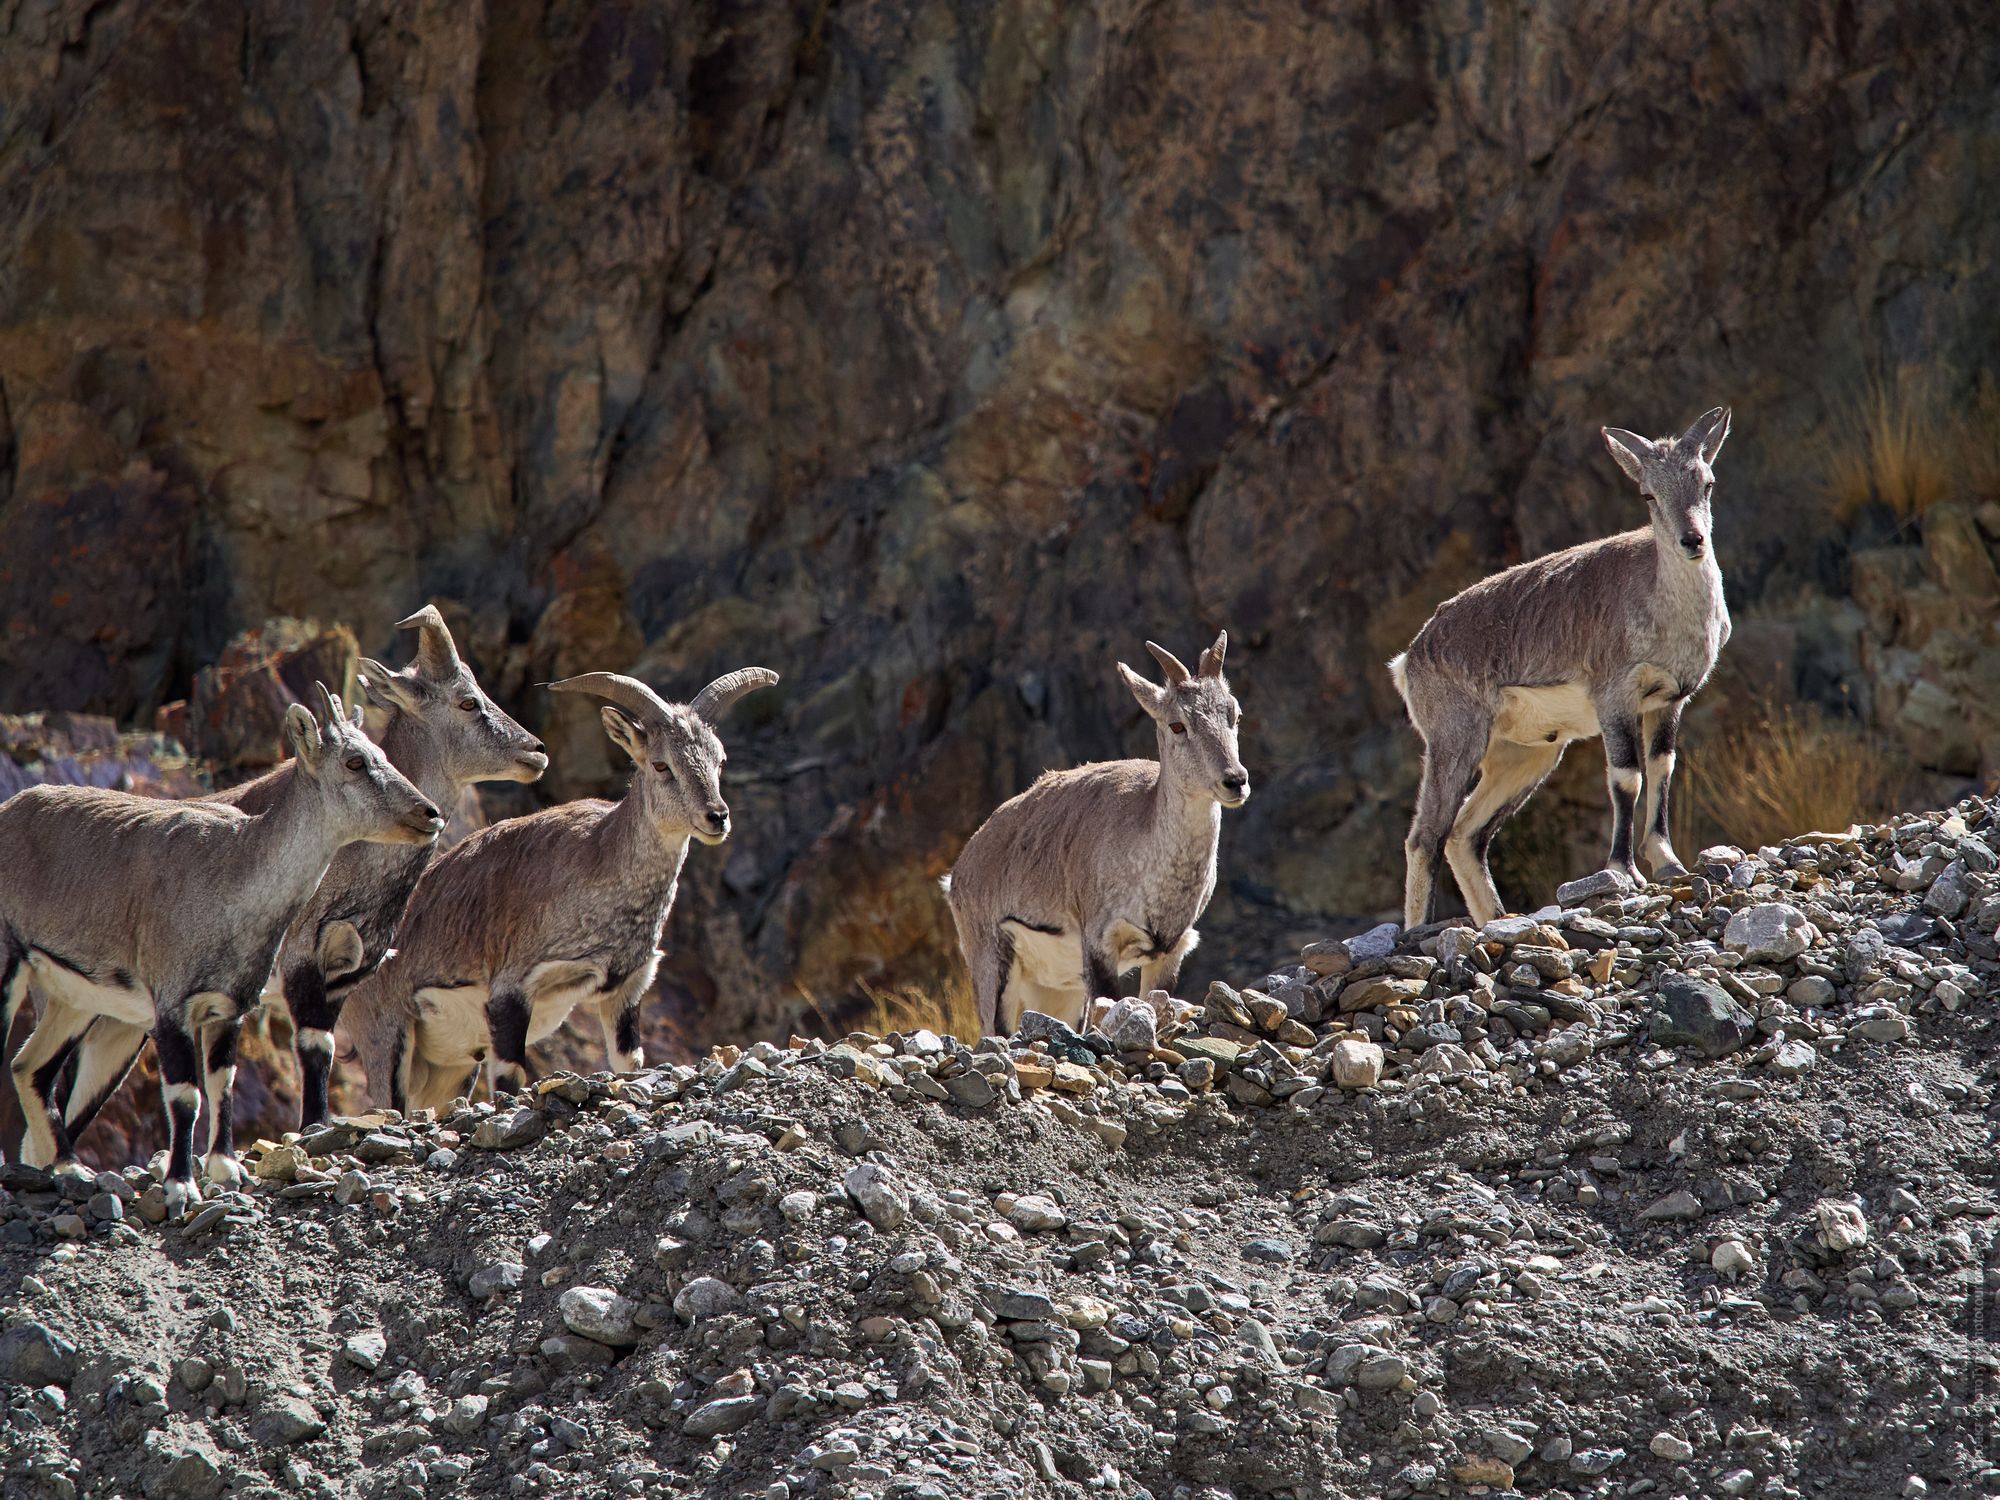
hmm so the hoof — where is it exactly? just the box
[1654,860,1690,881]
[162,1178,203,1220]
[204,1152,244,1188]
[51,1157,94,1183]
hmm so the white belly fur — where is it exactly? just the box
[1494,682,1599,747]
[413,961,610,1068]
[28,953,154,1026]
[1005,923,1081,991]
[1495,670,1682,749]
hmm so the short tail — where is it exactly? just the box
[938,873,952,897]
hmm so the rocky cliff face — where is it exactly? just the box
[4,0,1999,1035]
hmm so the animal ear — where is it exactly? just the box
[284,703,324,769]
[348,699,366,729]
[600,705,646,764]
[1198,629,1227,679]
[356,658,422,714]
[1684,405,1730,465]
[1601,427,1655,485]
[1117,662,1168,719]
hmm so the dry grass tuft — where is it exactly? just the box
[1827,371,1956,520]
[1673,706,1911,855]
[800,975,982,1044]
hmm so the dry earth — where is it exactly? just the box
[3,803,2000,1500]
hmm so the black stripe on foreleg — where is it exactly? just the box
[286,961,338,1128]
[1604,718,1644,870]
[154,1021,202,1192]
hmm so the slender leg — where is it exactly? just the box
[1599,710,1645,886]
[285,960,339,1130]
[592,961,656,1074]
[1403,716,1488,929]
[1639,702,1689,878]
[10,996,95,1169]
[485,986,533,1096]
[975,928,1012,1038]
[202,1015,246,1186]
[60,1018,148,1149]
[153,1012,205,1216]
[1446,738,1566,922]
[1088,944,1120,1016]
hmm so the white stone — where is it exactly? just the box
[559,1286,640,1346]
[1330,1039,1384,1089]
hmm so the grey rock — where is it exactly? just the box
[252,1394,327,1447]
[1652,975,1757,1058]
[943,1072,997,1108]
[470,1107,547,1150]
[843,1162,909,1229]
[157,1450,224,1500]
[1556,868,1635,907]
[1097,997,1159,1053]
[440,1394,489,1436]
[342,1331,387,1371]
[558,1286,640,1347]
[0,1323,78,1385]
[468,1261,525,1298]
[1724,902,1811,962]
[1345,922,1401,963]
[1639,1189,1704,1222]
[684,1394,762,1438]
[673,1276,745,1322]
[1769,1039,1817,1077]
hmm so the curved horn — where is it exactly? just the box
[1144,641,1191,686]
[396,604,462,679]
[544,671,673,726]
[1198,629,1228,679]
[1676,405,1728,452]
[312,681,344,727]
[690,667,780,724]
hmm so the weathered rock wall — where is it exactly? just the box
[4,0,1999,1033]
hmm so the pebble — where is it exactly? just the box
[843,1163,909,1229]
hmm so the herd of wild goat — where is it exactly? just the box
[0,406,1733,1209]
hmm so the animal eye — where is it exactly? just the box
[1169,722,1187,736]
[458,697,478,711]
[652,760,670,774]
[345,756,365,771]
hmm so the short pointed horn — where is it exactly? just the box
[1144,641,1191,686]
[1676,406,1728,452]
[690,667,780,724]
[313,681,343,727]
[1198,629,1228,679]
[396,604,462,679]
[544,671,674,726]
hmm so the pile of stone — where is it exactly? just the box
[2,799,1996,1500]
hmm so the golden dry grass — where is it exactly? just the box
[1672,706,1911,855]
[1827,366,2000,518]
[800,974,983,1044]
[1827,371,1956,520]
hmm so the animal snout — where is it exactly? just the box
[1220,768,1251,803]
[704,806,729,833]
[407,803,445,834]
[1680,530,1705,558]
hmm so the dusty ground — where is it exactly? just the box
[3,805,2000,1500]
